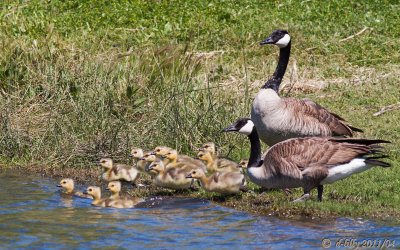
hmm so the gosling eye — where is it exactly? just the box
[193,171,196,174]
[89,189,92,192]
[156,149,160,152]
[63,181,66,184]
[204,145,209,148]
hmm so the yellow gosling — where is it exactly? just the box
[106,181,144,208]
[130,147,144,164]
[186,168,246,194]
[197,151,241,173]
[84,186,110,207]
[57,178,92,199]
[239,159,249,169]
[162,149,206,172]
[100,158,140,184]
[148,160,193,190]
[198,142,216,156]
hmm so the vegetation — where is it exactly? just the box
[1,0,399,219]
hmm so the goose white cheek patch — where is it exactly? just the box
[238,121,254,136]
[275,34,291,48]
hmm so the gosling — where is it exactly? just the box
[84,186,111,207]
[148,160,193,190]
[106,181,144,208]
[186,168,246,194]
[100,158,140,185]
[197,151,241,173]
[57,178,92,199]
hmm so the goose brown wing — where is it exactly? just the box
[266,137,374,173]
[288,98,361,136]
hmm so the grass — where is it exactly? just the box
[1,0,399,220]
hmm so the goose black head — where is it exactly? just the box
[260,30,291,48]
[223,118,255,136]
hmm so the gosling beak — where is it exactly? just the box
[83,191,88,195]
[150,151,156,155]
[186,173,192,179]
[57,185,62,187]
[148,166,153,170]
[160,155,166,159]
[105,187,110,191]
[193,157,200,160]
[222,124,238,132]
[129,154,133,158]
[260,36,274,45]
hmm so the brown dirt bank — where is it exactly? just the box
[6,165,400,223]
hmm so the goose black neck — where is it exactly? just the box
[262,41,291,92]
[248,129,262,168]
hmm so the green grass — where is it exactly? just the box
[1,0,399,219]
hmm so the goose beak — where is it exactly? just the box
[57,185,62,187]
[260,37,274,45]
[222,124,238,132]
[186,173,192,179]
[139,157,145,161]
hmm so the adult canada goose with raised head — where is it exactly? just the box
[251,30,362,146]
[224,118,390,202]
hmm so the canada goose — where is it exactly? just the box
[186,168,246,194]
[251,30,362,146]
[224,118,390,202]
[197,150,241,173]
[148,160,193,190]
[106,181,144,208]
[57,178,92,199]
[99,158,140,185]
[84,186,111,207]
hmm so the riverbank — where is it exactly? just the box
[1,1,399,222]
[11,164,399,222]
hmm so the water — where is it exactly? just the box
[0,171,399,249]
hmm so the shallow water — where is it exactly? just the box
[0,171,399,249]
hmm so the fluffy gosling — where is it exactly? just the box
[186,168,246,194]
[106,181,144,208]
[57,178,92,199]
[148,160,193,190]
[100,158,140,185]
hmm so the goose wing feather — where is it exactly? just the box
[286,98,360,136]
[265,137,376,173]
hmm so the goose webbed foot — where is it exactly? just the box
[293,193,310,203]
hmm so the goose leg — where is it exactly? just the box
[317,185,323,202]
[293,193,310,202]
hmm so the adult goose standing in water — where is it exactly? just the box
[251,30,362,146]
[223,118,390,202]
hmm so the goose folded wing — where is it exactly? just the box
[267,137,372,173]
[289,98,359,136]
